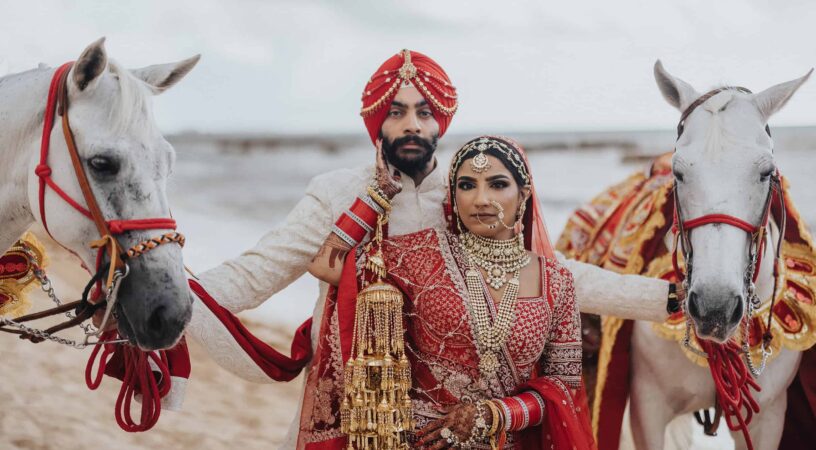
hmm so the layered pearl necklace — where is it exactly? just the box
[460,232,531,378]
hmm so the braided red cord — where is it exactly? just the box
[698,340,761,450]
[85,330,172,432]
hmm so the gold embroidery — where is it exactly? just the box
[0,232,47,318]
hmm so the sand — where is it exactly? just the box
[0,237,303,449]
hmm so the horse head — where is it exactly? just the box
[654,60,811,343]
[26,38,200,350]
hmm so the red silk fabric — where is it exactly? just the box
[189,279,313,381]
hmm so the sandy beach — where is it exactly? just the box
[0,236,303,449]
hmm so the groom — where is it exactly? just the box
[186,49,675,380]
[186,49,459,379]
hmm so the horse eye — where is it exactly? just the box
[88,155,120,176]
[673,170,685,183]
[759,170,773,182]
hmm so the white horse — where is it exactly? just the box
[0,38,199,350]
[628,61,811,449]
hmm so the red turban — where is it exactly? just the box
[360,49,458,145]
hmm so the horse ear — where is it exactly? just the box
[752,69,813,122]
[73,37,108,92]
[131,55,201,95]
[654,60,700,112]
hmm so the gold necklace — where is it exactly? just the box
[465,267,520,378]
[459,232,530,378]
[460,232,530,289]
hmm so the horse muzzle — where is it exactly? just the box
[114,250,192,351]
[687,287,744,343]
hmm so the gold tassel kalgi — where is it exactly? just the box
[341,213,412,449]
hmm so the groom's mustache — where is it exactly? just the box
[387,135,435,154]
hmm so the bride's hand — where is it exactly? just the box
[414,402,491,449]
[374,138,402,200]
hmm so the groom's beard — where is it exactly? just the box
[381,134,438,177]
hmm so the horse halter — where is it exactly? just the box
[0,62,185,346]
[670,86,786,376]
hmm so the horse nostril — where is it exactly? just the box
[147,305,166,333]
[729,295,744,324]
[687,291,700,319]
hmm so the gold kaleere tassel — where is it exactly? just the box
[340,213,412,449]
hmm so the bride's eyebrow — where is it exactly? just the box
[456,175,477,182]
[486,174,510,181]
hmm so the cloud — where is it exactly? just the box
[1,0,814,134]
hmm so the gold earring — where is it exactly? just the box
[514,201,527,234]
[516,201,527,221]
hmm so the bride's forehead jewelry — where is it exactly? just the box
[449,137,530,187]
[471,149,492,173]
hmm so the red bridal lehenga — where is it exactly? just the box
[296,226,595,449]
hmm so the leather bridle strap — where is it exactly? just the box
[36,62,182,289]
[676,86,771,139]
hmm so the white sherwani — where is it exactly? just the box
[187,159,670,376]
[183,161,669,448]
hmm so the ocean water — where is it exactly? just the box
[167,129,816,327]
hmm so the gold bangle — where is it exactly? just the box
[366,185,392,212]
[485,400,501,437]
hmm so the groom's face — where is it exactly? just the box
[379,87,439,177]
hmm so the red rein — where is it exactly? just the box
[698,340,761,450]
[86,330,171,432]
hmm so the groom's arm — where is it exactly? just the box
[195,176,334,313]
[558,252,671,322]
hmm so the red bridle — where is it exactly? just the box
[36,62,183,289]
[671,178,779,285]
[668,86,787,450]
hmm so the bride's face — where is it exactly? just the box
[454,154,530,240]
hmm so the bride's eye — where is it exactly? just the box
[491,181,509,189]
[457,181,475,190]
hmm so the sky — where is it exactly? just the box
[2,0,816,135]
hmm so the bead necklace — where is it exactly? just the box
[460,232,530,289]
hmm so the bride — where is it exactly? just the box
[303,135,646,449]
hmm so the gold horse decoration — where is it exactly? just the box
[0,232,47,319]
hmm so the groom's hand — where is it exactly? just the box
[375,139,402,200]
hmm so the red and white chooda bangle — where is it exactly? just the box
[495,391,545,432]
[331,193,384,247]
